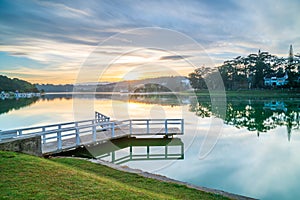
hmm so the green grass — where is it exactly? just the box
[0,151,229,200]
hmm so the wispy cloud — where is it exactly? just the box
[36,1,91,18]
[0,0,299,83]
[160,55,191,61]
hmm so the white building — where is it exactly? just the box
[181,79,190,86]
[264,72,288,87]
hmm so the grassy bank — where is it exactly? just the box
[0,151,228,200]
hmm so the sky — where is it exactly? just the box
[0,0,300,84]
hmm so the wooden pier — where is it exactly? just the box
[0,112,184,155]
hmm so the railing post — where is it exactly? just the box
[181,143,184,159]
[165,145,168,158]
[92,122,96,142]
[181,119,184,134]
[165,119,168,135]
[147,120,150,134]
[57,131,62,150]
[42,127,46,144]
[147,146,150,158]
[57,125,62,150]
[130,146,132,159]
[130,120,132,135]
[112,151,115,163]
[111,123,115,137]
[76,128,80,145]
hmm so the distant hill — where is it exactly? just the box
[36,83,112,92]
[99,76,191,92]
[0,75,39,93]
[35,76,191,93]
[35,84,74,92]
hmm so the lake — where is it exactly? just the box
[1,92,300,199]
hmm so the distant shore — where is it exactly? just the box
[0,91,41,100]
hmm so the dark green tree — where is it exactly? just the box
[188,66,213,90]
[0,75,39,92]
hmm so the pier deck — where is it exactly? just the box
[0,112,184,155]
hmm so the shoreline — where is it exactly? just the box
[0,151,244,199]
[81,157,256,200]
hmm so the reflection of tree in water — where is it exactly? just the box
[189,100,211,117]
[0,98,39,115]
[129,94,182,107]
[190,98,300,140]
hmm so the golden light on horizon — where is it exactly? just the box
[2,48,199,84]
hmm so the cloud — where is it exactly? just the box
[159,55,192,61]
[0,0,299,83]
[35,1,91,18]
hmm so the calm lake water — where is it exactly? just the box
[1,93,300,199]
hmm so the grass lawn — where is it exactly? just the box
[0,151,229,200]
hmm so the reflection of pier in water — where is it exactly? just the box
[62,138,184,165]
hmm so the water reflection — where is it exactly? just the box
[3,93,299,141]
[190,97,300,140]
[56,137,184,165]
[2,92,300,199]
[128,94,191,106]
[0,97,39,115]
[42,93,191,106]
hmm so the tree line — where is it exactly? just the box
[189,46,300,90]
[0,75,39,93]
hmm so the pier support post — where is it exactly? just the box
[42,127,46,144]
[165,120,168,135]
[111,123,115,137]
[76,128,80,145]
[130,120,132,135]
[57,131,62,150]
[181,119,184,134]
[147,120,150,134]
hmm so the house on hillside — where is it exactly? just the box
[264,72,288,87]
[181,78,190,86]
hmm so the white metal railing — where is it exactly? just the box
[41,121,116,151]
[0,112,184,153]
[118,119,184,135]
[0,118,98,140]
[95,111,110,123]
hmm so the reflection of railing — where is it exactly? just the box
[110,145,184,164]
[90,138,184,165]
[0,112,184,154]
